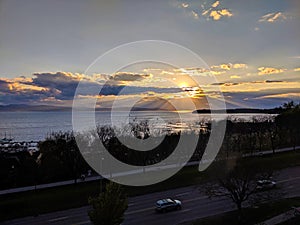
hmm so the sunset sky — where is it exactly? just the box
[0,0,299,109]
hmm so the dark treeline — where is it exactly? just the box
[0,102,299,190]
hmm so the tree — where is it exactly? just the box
[204,158,277,224]
[88,181,128,225]
[282,101,295,110]
[275,105,300,150]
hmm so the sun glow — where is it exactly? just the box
[179,82,188,88]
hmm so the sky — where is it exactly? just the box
[0,0,299,109]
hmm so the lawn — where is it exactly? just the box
[182,197,300,225]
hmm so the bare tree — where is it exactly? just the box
[204,158,278,224]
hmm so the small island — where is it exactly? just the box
[192,108,283,114]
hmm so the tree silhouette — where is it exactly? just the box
[88,181,128,225]
[204,158,278,224]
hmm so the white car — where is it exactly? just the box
[256,180,276,190]
[155,198,182,213]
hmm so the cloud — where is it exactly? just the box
[210,82,224,86]
[211,1,220,8]
[178,0,233,21]
[255,93,300,99]
[232,63,248,69]
[0,71,188,106]
[0,72,105,104]
[110,72,151,82]
[0,79,14,92]
[258,67,285,75]
[230,75,241,79]
[259,12,287,23]
[210,70,226,75]
[209,80,299,94]
[99,84,182,96]
[265,80,283,83]
[191,10,199,19]
[218,9,233,17]
[30,72,86,100]
[209,10,222,21]
[0,78,56,105]
[208,9,233,21]
[211,63,248,71]
[181,3,189,8]
[294,68,300,72]
[0,77,46,92]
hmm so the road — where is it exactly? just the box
[2,166,300,225]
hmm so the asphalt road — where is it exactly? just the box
[2,166,300,225]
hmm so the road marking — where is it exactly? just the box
[125,206,154,215]
[72,220,90,225]
[48,216,69,223]
[277,176,300,184]
[179,209,191,213]
[184,195,208,203]
[175,192,191,197]
[287,185,294,189]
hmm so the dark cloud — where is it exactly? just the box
[0,79,11,92]
[265,80,283,83]
[0,72,183,105]
[211,80,284,87]
[110,72,151,82]
[1,71,298,109]
[99,84,181,96]
[211,82,240,86]
[30,72,80,100]
[211,82,225,86]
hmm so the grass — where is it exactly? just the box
[1,150,300,221]
[278,216,300,225]
[183,197,300,225]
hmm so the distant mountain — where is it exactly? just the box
[0,104,284,114]
[0,104,72,112]
[0,104,172,112]
[193,108,283,114]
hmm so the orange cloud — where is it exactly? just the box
[210,10,222,20]
[181,0,233,21]
[208,9,232,20]
[256,93,300,99]
[219,81,300,93]
[218,9,233,17]
[211,1,220,8]
[259,12,287,23]
[0,77,48,92]
[211,63,247,71]
[211,70,226,75]
[232,63,248,69]
[230,75,241,79]
[258,67,285,75]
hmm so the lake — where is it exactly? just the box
[0,111,274,142]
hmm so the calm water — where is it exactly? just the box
[0,111,273,142]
